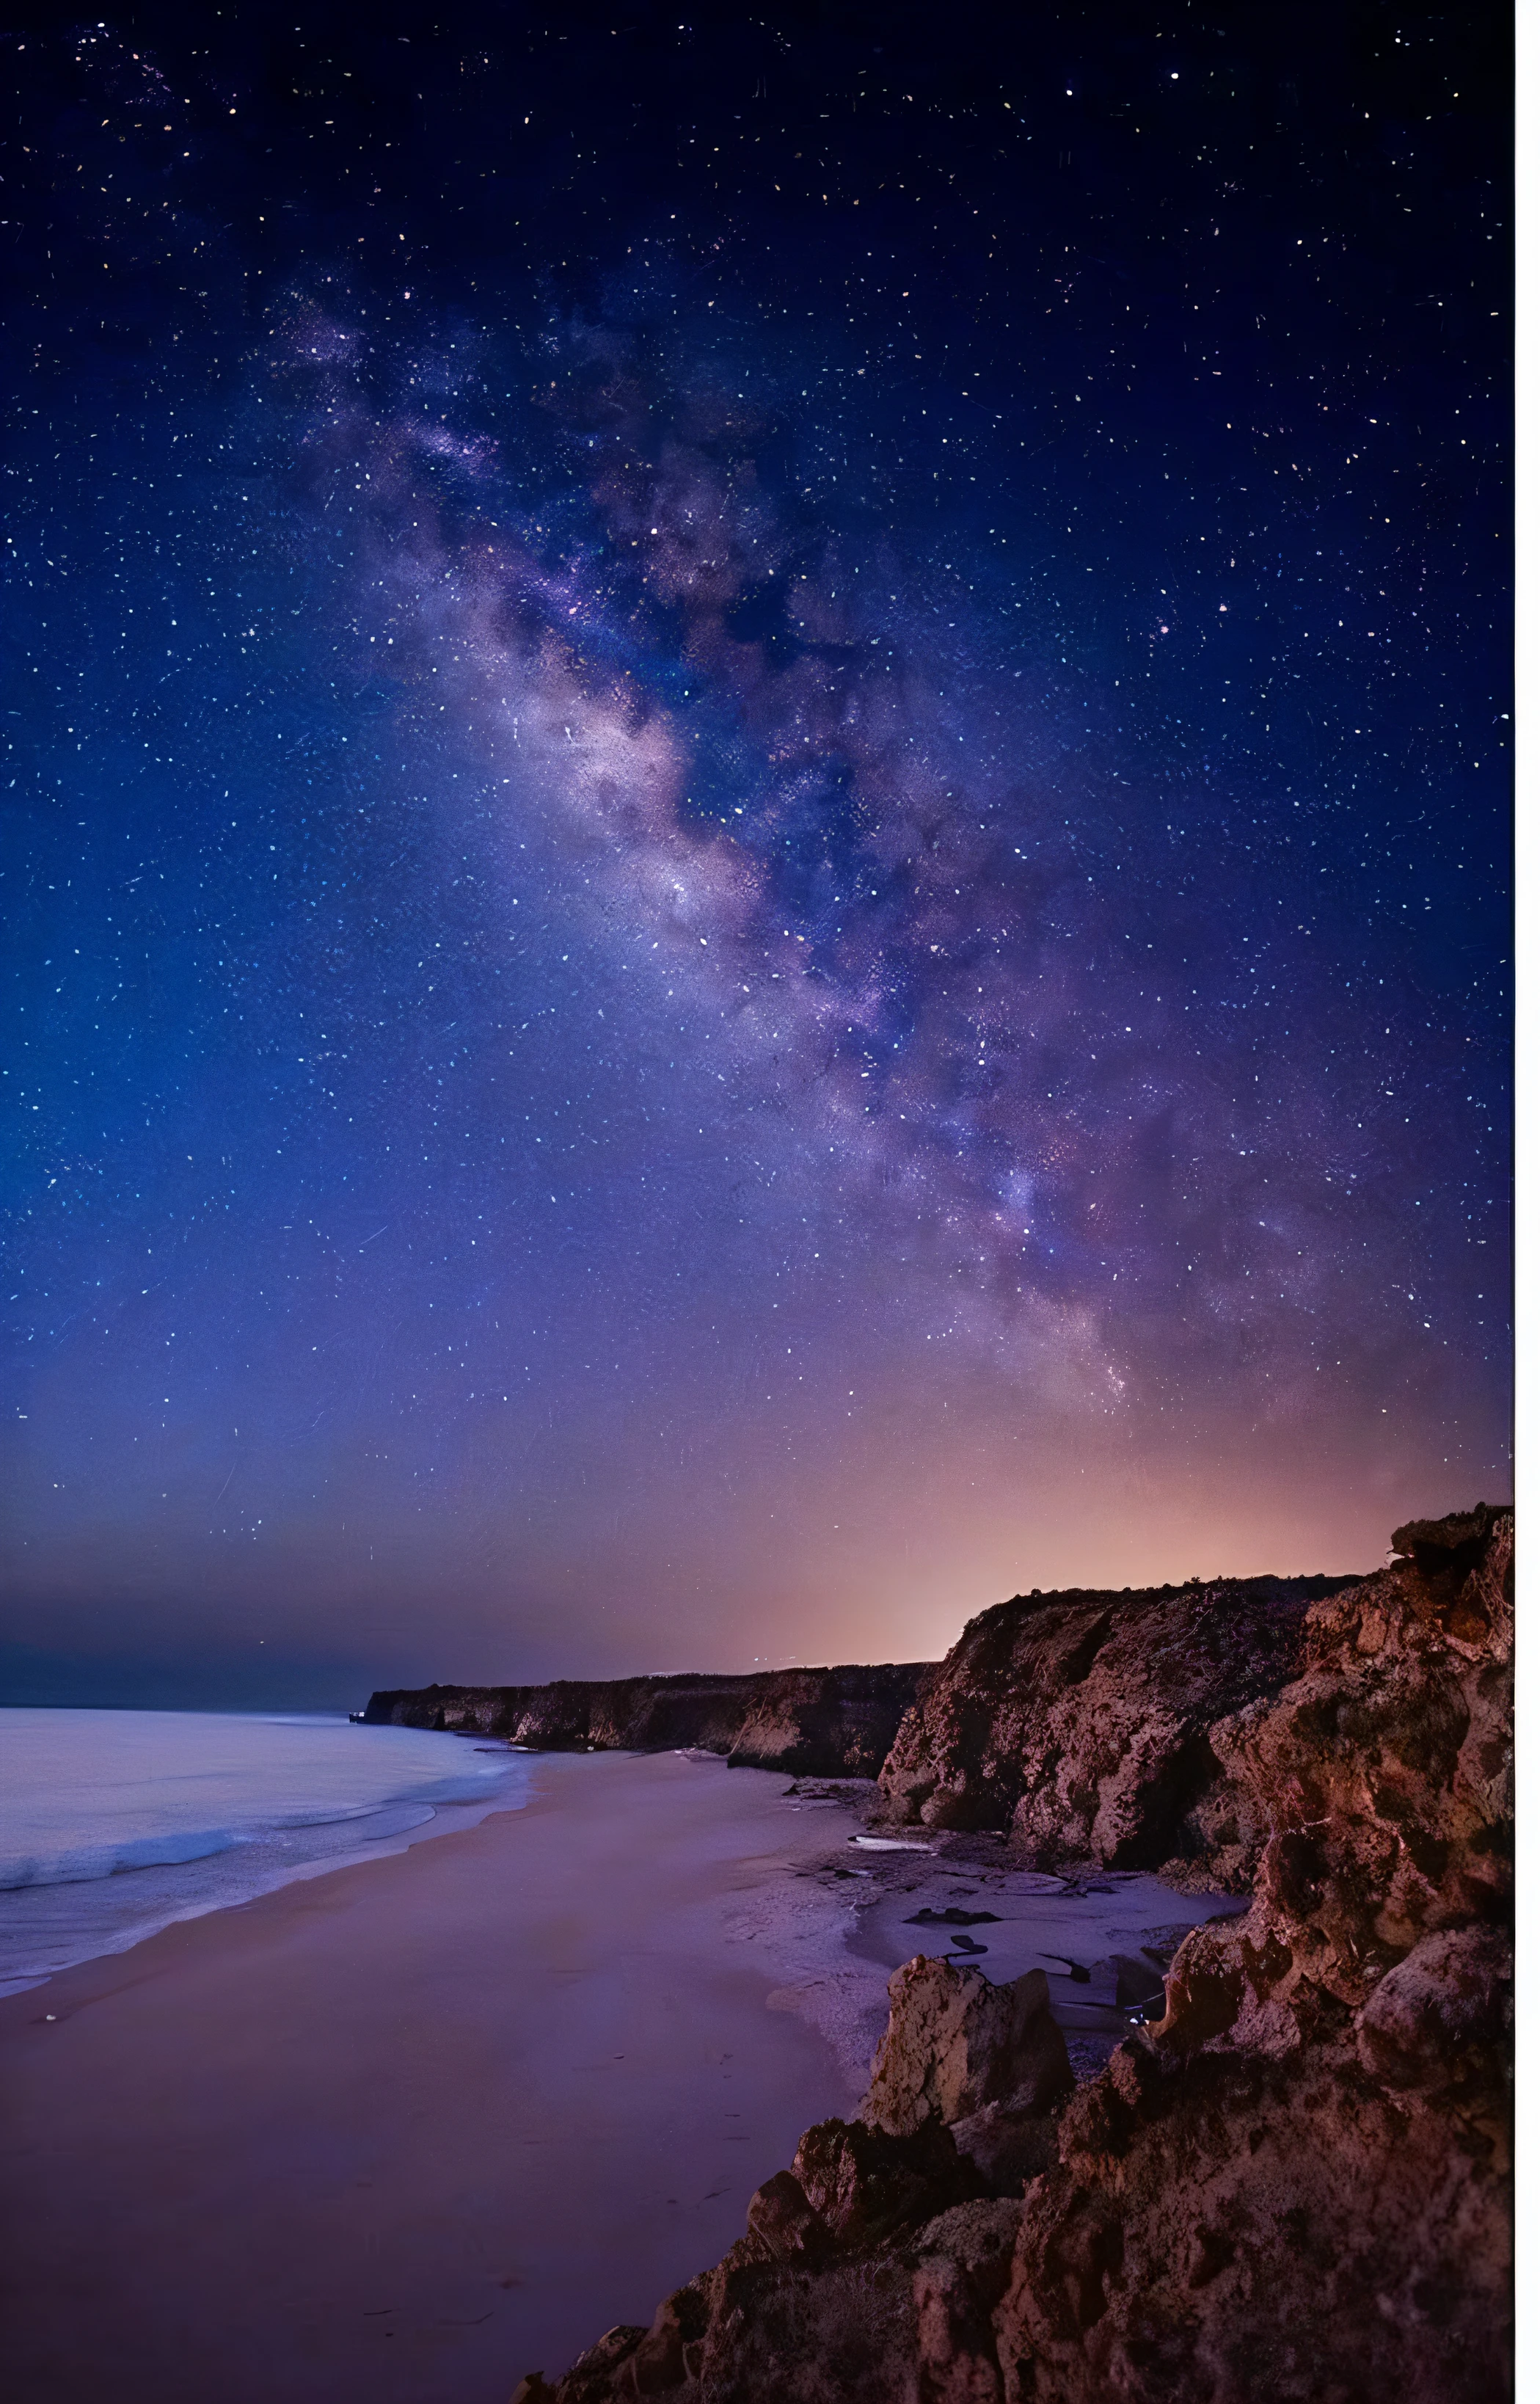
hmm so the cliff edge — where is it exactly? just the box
[514,1504,1512,2404]
[360,1663,931,1782]
[878,1570,1359,1887]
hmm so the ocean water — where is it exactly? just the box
[0,1708,530,1997]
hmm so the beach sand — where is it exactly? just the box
[0,1751,877,2404]
[0,1747,1243,2404]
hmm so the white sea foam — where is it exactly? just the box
[0,1708,530,1995]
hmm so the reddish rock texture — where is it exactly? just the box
[516,1506,1511,2404]
[361,1662,927,1780]
[877,1572,1358,1883]
[512,1959,1066,2404]
[999,1500,1512,2403]
[862,1956,1074,2138]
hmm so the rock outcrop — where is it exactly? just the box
[512,1957,1072,2404]
[516,1505,1512,2404]
[360,1663,929,1780]
[878,1570,1359,1884]
[862,1956,1074,2138]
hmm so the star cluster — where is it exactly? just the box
[0,4,1511,1705]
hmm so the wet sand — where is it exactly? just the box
[839,1840,1244,2079]
[0,1751,873,2404]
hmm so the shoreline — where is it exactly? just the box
[0,1774,534,2002]
[0,1751,875,2404]
[0,1713,534,2002]
[0,1749,1241,2404]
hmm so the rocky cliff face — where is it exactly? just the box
[516,1506,1512,2404]
[878,1570,1358,1885]
[514,1956,1073,2404]
[360,1663,929,1780]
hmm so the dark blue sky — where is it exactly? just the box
[0,3,1511,1707]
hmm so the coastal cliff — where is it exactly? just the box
[360,1663,930,1780]
[878,1570,1357,1887]
[516,1505,1512,2404]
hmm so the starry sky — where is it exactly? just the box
[0,4,1512,1708]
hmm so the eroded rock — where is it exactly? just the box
[949,2096,1061,2195]
[520,1507,1512,2404]
[999,1503,1514,2403]
[877,1572,1356,1883]
[362,1662,930,1778]
[861,1956,1073,2138]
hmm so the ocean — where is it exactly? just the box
[0,1707,530,1996]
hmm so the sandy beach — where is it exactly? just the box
[0,1752,878,2404]
[0,1746,1240,2404]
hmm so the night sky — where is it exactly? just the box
[0,4,1512,1708]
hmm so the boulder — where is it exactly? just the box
[861,1957,1073,2137]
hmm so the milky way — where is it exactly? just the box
[0,6,1511,1705]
